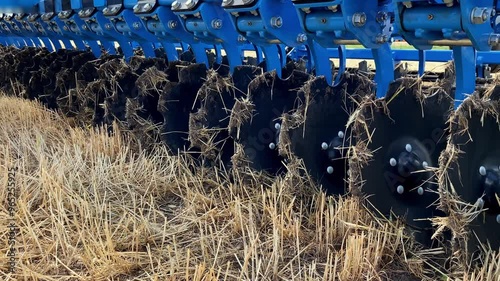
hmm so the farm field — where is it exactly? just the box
[0,44,498,280]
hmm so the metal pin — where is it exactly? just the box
[397,185,404,194]
[269,143,276,150]
[274,123,281,130]
[338,131,344,138]
[405,144,412,153]
[417,187,424,195]
[321,142,329,150]
[327,166,334,174]
[422,161,429,169]
[479,166,487,176]
[389,158,397,167]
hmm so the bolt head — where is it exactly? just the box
[270,16,283,28]
[321,142,329,150]
[338,131,344,139]
[168,20,177,29]
[471,7,490,24]
[186,0,195,8]
[211,19,222,29]
[172,1,181,10]
[269,143,276,150]
[476,198,485,209]
[422,161,429,169]
[133,4,140,12]
[352,13,367,27]
[479,166,487,176]
[274,123,281,130]
[327,166,334,174]
[105,23,112,30]
[417,187,424,196]
[222,0,234,5]
[144,3,152,11]
[389,158,397,167]
[405,144,412,153]
[397,185,404,194]
[296,33,307,43]
[497,214,500,224]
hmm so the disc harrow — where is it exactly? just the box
[1,0,500,276]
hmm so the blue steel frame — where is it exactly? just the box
[291,0,395,97]
[0,0,499,109]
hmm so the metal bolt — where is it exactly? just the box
[111,6,119,13]
[376,34,388,44]
[377,12,388,23]
[168,20,177,29]
[443,0,453,7]
[422,161,429,169]
[269,142,276,150]
[405,144,412,153]
[211,19,222,29]
[338,131,344,138]
[63,25,69,31]
[133,4,141,13]
[476,198,485,209]
[186,0,195,8]
[222,0,234,5]
[471,7,490,24]
[144,3,152,11]
[497,214,500,224]
[242,0,254,4]
[389,158,397,167]
[397,185,404,194]
[417,187,424,196]
[103,7,110,14]
[172,1,181,10]
[352,12,367,27]
[274,123,281,130]
[270,16,282,28]
[82,24,88,30]
[321,142,329,150]
[327,166,334,174]
[105,23,112,30]
[133,22,141,30]
[296,33,307,43]
[488,33,500,46]
[479,166,487,176]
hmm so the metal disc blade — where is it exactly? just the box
[189,66,262,165]
[351,78,453,246]
[442,85,500,256]
[229,69,310,174]
[282,73,373,195]
[158,63,207,155]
